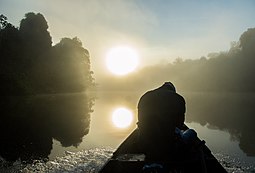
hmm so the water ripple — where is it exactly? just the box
[1,148,255,173]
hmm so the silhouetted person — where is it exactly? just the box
[137,82,186,161]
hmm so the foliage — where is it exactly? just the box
[101,27,255,93]
[0,14,8,29]
[0,13,94,95]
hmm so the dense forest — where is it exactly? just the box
[0,13,95,162]
[0,13,94,95]
[2,12,254,94]
[101,27,255,93]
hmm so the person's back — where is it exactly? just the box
[137,82,186,161]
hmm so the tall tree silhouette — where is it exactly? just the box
[0,12,94,95]
[19,12,52,57]
[239,28,255,58]
[0,12,95,162]
[0,15,25,95]
[49,37,93,93]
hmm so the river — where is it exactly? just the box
[0,91,255,172]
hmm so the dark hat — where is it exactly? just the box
[162,82,176,92]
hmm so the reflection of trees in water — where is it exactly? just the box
[0,12,96,162]
[185,93,255,156]
[0,94,94,162]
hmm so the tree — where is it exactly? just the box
[19,12,52,59]
[0,14,8,29]
[0,15,30,95]
[239,28,255,58]
[47,37,94,92]
[0,12,94,95]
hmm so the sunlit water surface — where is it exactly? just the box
[1,92,255,172]
[0,147,254,173]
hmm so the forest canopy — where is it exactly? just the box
[0,13,95,162]
[1,12,255,93]
[100,27,255,93]
[0,13,94,95]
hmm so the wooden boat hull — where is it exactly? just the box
[99,126,227,173]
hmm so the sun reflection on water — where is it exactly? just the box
[111,107,134,128]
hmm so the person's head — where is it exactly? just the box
[162,82,176,92]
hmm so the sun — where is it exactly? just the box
[111,107,133,128]
[106,46,139,76]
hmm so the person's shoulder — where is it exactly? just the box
[174,92,184,97]
[139,90,154,100]
[174,92,186,103]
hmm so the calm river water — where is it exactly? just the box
[1,91,255,172]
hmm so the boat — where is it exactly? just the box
[99,124,228,173]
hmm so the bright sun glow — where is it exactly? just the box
[111,107,133,128]
[106,46,139,75]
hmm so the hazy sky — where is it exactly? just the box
[1,0,255,77]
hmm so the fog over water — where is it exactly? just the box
[1,6,255,172]
[48,91,255,165]
[1,91,255,172]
